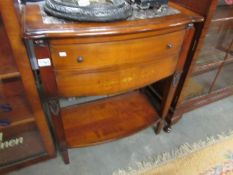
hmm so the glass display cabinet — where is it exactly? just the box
[188,2,233,99]
[0,1,55,173]
[161,0,233,130]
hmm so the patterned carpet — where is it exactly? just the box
[115,131,233,175]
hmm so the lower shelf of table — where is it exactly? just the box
[61,90,160,148]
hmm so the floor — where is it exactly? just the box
[9,95,233,175]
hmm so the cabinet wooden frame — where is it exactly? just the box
[0,0,55,173]
[22,1,202,164]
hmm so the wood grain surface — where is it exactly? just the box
[61,91,160,147]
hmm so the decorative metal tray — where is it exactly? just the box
[44,0,133,22]
[39,1,180,24]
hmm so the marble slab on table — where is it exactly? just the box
[34,2,180,24]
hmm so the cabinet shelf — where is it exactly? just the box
[0,52,20,80]
[212,5,233,22]
[1,78,35,129]
[0,19,20,80]
[193,55,233,75]
[61,90,160,148]
[0,72,20,80]
[0,95,35,129]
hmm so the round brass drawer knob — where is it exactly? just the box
[77,56,84,63]
[167,43,174,49]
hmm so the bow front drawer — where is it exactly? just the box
[50,30,186,97]
[50,30,185,71]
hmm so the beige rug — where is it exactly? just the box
[114,130,233,175]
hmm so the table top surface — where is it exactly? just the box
[22,2,203,39]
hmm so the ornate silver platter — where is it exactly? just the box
[44,0,133,22]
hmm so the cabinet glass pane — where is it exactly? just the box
[0,78,46,168]
[0,123,45,167]
[196,4,233,67]
[213,62,233,91]
[0,16,46,168]
[183,69,218,100]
